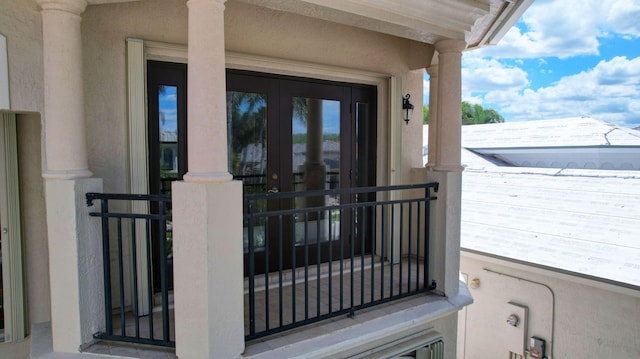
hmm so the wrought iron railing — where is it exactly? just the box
[244,182,439,340]
[85,181,438,346]
[86,193,174,347]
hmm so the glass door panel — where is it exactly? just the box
[158,85,179,195]
[226,91,268,253]
[292,97,341,245]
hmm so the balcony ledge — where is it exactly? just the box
[242,280,472,359]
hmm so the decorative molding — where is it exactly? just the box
[0,112,25,342]
[127,38,149,196]
[126,38,151,314]
[226,51,388,85]
[145,40,187,64]
[0,34,9,110]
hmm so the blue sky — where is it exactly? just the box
[426,0,640,127]
[159,86,178,132]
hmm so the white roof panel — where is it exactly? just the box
[461,169,640,288]
[461,117,640,148]
[423,118,640,289]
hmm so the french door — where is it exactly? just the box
[226,70,377,274]
[147,64,376,279]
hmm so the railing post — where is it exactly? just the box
[99,197,113,337]
[159,199,170,344]
[247,197,255,336]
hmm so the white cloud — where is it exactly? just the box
[606,2,640,37]
[483,56,640,126]
[476,0,639,60]
[461,55,529,99]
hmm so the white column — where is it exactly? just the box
[38,0,92,179]
[433,39,465,172]
[173,0,244,357]
[37,0,104,352]
[428,39,465,298]
[184,0,231,183]
[425,64,438,169]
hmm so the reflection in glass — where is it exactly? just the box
[292,97,340,245]
[158,85,178,195]
[226,91,268,252]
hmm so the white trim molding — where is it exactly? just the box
[0,33,10,110]
[0,112,25,342]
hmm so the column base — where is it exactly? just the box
[172,180,245,358]
[45,177,103,353]
[426,169,462,298]
[183,171,233,183]
[42,168,93,180]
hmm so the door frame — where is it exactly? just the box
[126,38,396,269]
[0,112,25,343]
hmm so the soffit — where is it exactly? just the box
[234,0,531,49]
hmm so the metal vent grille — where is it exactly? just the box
[427,340,444,359]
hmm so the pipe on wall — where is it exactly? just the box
[483,267,556,359]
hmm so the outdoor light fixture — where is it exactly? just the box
[402,94,414,124]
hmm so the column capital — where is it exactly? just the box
[434,39,466,54]
[426,64,439,77]
[187,0,226,8]
[37,0,88,14]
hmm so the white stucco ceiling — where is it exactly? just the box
[235,0,533,49]
[85,0,531,49]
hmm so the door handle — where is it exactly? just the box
[268,187,279,193]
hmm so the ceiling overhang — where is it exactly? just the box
[236,0,533,50]
[86,0,533,51]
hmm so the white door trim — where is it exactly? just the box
[0,112,25,342]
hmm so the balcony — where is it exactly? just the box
[85,182,439,349]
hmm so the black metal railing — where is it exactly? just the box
[86,193,174,347]
[244,182,439,340]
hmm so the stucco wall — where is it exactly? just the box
[460,253,640,359]
[82,0,427,192]
[0,0,43,113]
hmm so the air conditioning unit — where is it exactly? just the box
[396,340,444,359]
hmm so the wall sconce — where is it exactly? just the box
[402,94,414,124]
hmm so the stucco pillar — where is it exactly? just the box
[184,0,231,183]
[38,0,91,179]
[428,39,465,298]
[433,40,464,172]
[37,0,105,353]
[173,0,244,358]
[425,64,438,169]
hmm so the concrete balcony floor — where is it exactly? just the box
[84,257,433,358]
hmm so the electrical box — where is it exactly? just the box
[529,336,546,359]
[503,302,528,355]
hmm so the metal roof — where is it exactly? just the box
[424,118,640,289]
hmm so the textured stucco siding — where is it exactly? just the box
[460,254,640,359]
